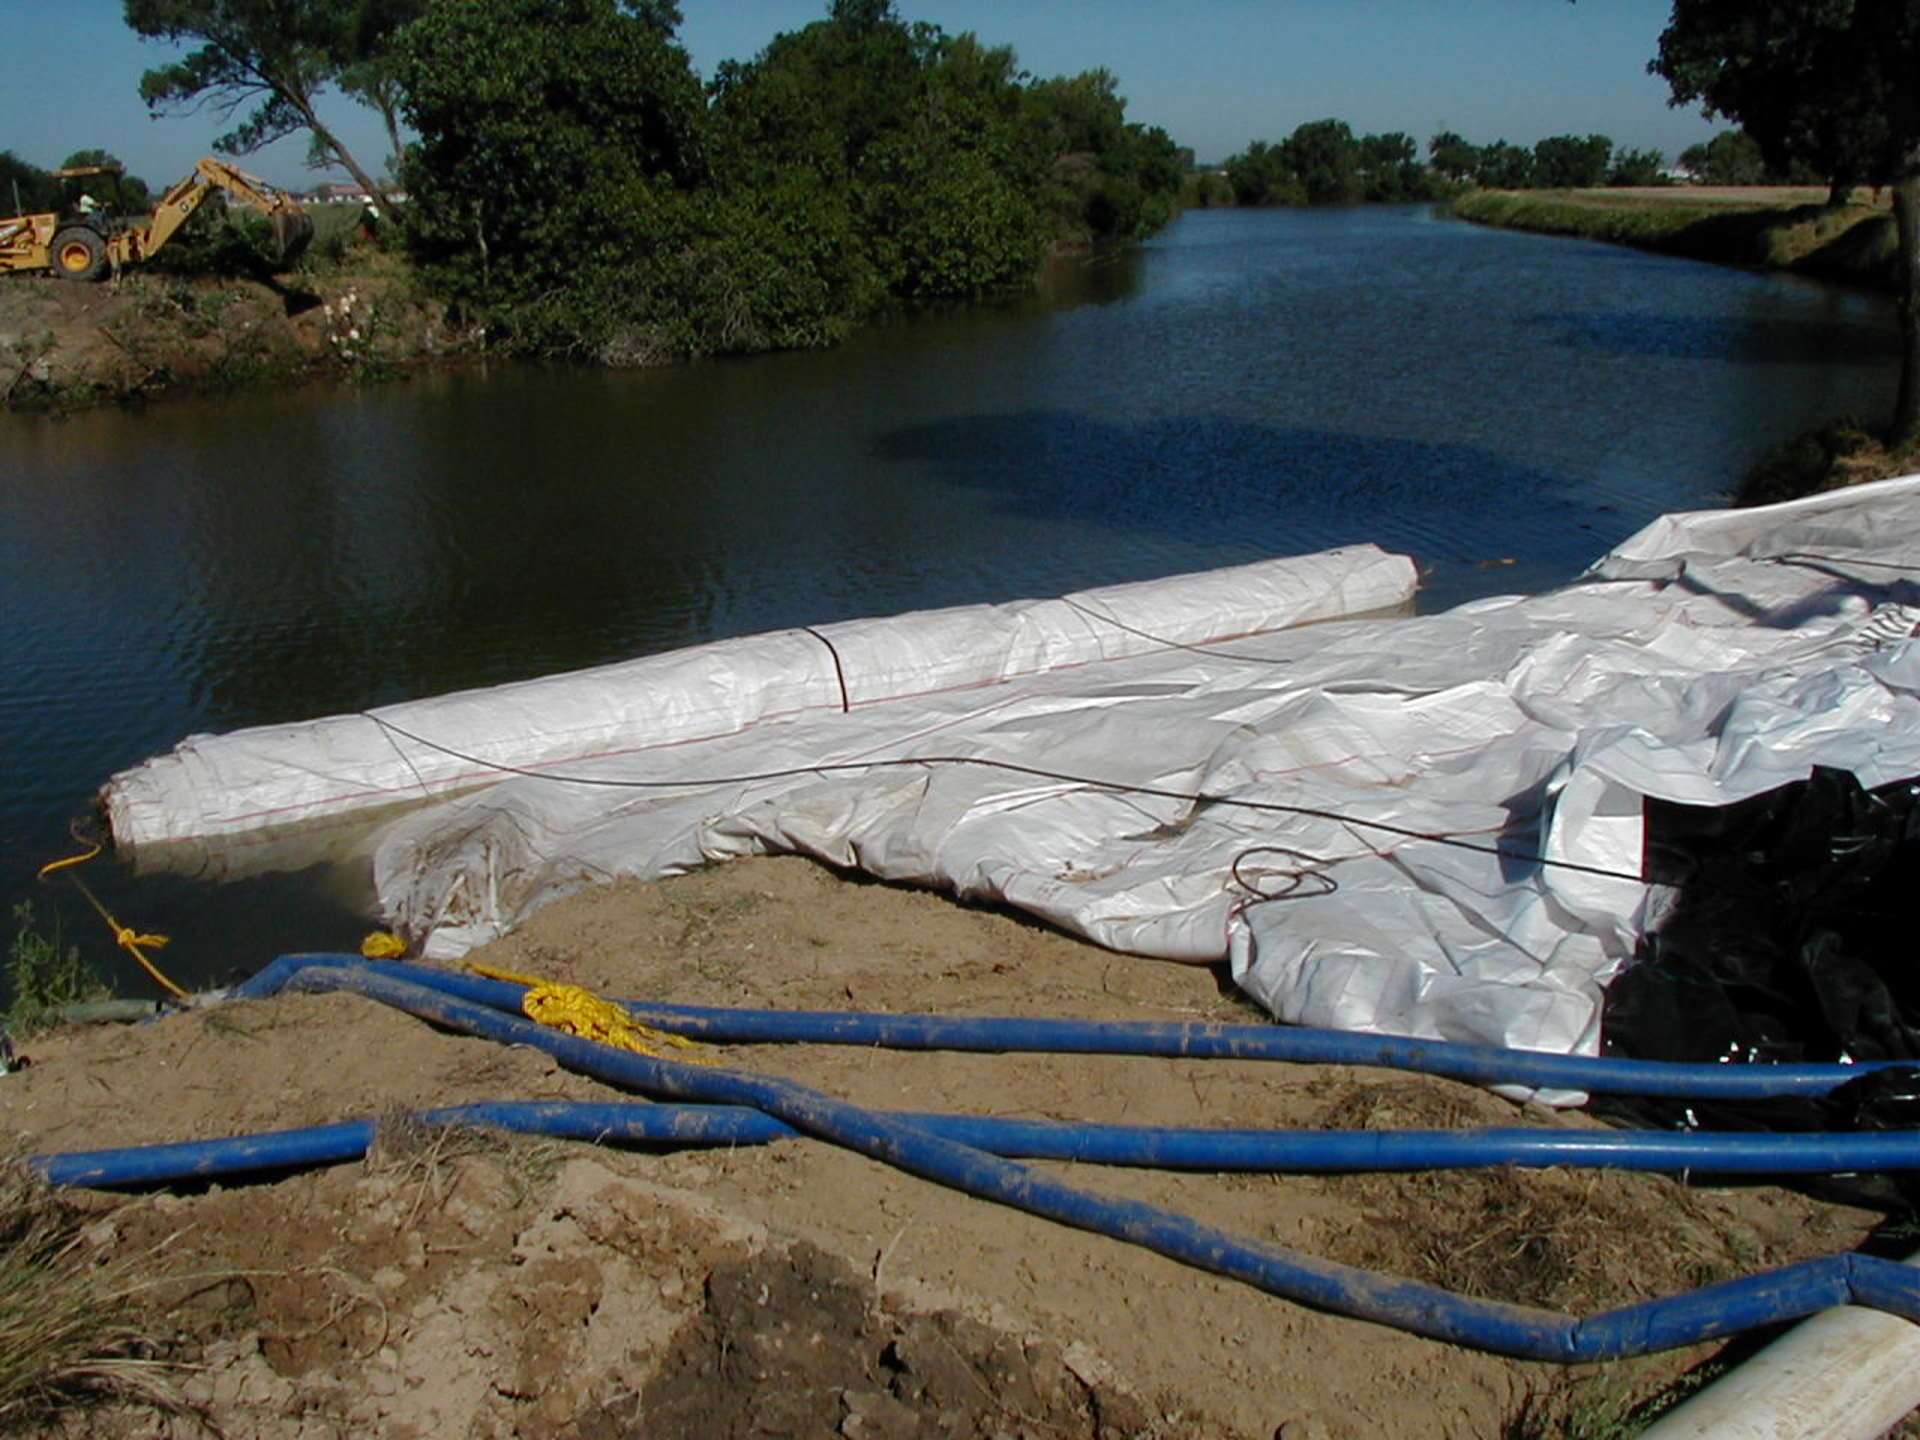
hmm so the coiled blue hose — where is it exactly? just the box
[191,958,1920,1361]
[236,953,1910,1100]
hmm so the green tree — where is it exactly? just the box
[1678,128,1766,185]
[709,3,1046,298]
[1607,146,1666,187]
[1357,131,1424,201]
[1283,118,1360,203]
[1532,133,1613,188]
[1428,131,1480,184]
[1651,0,1920,445]
[0,152,58,214]
[1025,68,1183,242]
[124,0,412,204]
[1473,139,1535,189]
[1222,140,1296,206]
[395,0,709,325]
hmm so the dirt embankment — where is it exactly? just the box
[1452,186,1900,292]
[2,857,1905,1440]
[0,254,475,412]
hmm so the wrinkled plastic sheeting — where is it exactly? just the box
[364,475,1920,1085]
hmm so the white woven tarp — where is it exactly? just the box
[104,477,1920,1074]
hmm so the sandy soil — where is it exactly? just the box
[0,856,1899,1438]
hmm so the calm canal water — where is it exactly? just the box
[0,204,1899,995]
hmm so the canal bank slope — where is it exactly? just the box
[0,255,474,412]
[0,856,1890,1440]
[1453,186,1899,293]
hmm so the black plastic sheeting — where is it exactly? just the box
[1600,766,1920,1202]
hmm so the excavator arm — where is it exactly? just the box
[120,157,314,267]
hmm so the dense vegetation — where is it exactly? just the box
[389,0,1184,362]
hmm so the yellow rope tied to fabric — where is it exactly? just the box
[466,962,709,1062]
[36,840,190,1001]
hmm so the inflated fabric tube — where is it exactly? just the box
[1638,1250,1920,1440]
[104,548,1417,855]
[249,962,1920,1361]
[236,955,1910,1102]
[34,1103,1920,1191]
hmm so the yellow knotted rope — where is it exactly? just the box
[360,930,408,959]
[36,839,189,1001]
[466,962,709,1062]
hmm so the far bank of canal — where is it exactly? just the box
[0,203,1901,996]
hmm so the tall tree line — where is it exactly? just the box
[1221,122,1666,206]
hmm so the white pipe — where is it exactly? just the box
[1639,1248,1920,1440]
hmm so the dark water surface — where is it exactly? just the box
[0,205,1898,993]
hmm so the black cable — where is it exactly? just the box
[1058,595,1298,664]
[360,712,1649,886]
[1762,551,1920,577]
[1229,846,1340,900]
[799,626,852,712]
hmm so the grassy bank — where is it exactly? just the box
[1452,187,1899,292]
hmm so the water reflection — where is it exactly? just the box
[1527,311,1900,365]
[872,410,1595,602]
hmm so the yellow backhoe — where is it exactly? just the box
[0,157,313,281]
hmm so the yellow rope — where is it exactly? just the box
[360,931,408,959]
[467,961,709,1062]
[35,840,102,880]
[37,839,189,1001]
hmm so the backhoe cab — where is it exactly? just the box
[0,157,313,282]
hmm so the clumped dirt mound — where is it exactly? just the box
[606,1240,1155,1440]
[0,258,468,410]
[0,857,1895,1438]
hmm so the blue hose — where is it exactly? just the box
[237,953,1911,1101]
[209,959,1920,1361]
[35,1101,1920,1190]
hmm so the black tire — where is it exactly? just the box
[50,226,106,281]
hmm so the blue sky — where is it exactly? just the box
[6,1,1718,190]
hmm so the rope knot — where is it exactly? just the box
[468,963,708,1062]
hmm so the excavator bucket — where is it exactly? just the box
[271,209,314,264]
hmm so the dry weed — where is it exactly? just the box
[1315,1081,1756,1311]
[0,1159,185,1427]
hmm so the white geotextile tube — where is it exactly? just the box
[100,545,1416,857]
[1638,1249,1920,1440]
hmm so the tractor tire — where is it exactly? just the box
[50,227,107,281]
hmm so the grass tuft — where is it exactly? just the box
[0,1159,181,1426]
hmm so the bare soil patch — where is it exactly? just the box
[0,857,1894,1438]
